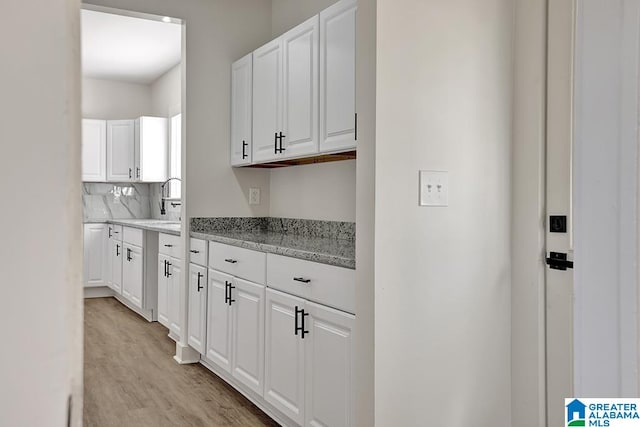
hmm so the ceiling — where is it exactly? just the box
[81,9,181,84]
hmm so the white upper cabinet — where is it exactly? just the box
[82,119,107,182]
[101,117,168,182]
[231,54,253,166]
[281,15,319,159]
[135,116,168,182]
[106,119,135,182]
[319,0,357,152]
[234,0,357,167]
[252,39,283,163]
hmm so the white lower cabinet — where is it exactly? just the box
[196,241,354,426]
[168,259,182,337]
[122,243,143,308]
[83,223,107,288]
[265,288,354,427]
[206,268,266,396]
[158,254,170,327]
[264,288,306,424]
[304,300,354,427]
[158,233,182,340]
[188,263,208,354]
[231,277,265,395]
[206,269,233,372]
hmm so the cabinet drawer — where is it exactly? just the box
[123,227,143,247]
[266,253,355,314]
[108,224,123,241]
[209,242,266,285]
[189,238,208,266]
[159,233,181,258]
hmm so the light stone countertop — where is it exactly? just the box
[104,219,181,236]
[83,218,355,269]
[191,229,355,270]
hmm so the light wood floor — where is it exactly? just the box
[84,297,279,427]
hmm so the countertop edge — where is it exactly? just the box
[190,231,356,270]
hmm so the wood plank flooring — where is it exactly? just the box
[84,297,279,427]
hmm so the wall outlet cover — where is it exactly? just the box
[249,187,260,205]
[419,170,449,207]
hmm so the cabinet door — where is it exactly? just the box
[106,119,135,182]
[252,39,282,163]
[111,239,122,294]
[157,254,170,327]
[104,226,113,288]
[188,264,208,354]
[231,54,253,166]
[82,119,106,182]
[168,257,182,338]
[83,224,106,288]
[135,116,168,182]
[281,16,319,159]
[231,278,265,395]
[206,269,233,373]
[264,288,306,424]
[122,243,143,308]
[319,0,357,153]
[304,301,355,427]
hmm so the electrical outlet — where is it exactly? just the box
[249,188,260,205]
[419,170,449,207]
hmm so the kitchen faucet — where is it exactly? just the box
[160,177,182,215]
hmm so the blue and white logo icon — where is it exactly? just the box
[567,399,586,426]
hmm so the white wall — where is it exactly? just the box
[510,0,547,425]
[375,0,513,425]
[269,160,356,221]
[150,63,181,117]
[271,0,337,36]
[268,0,356,222]
[82,77,152,118]
[85,0,272,221]
[573,0,639,397]
[354,0,376,424]
[0,0,83,425]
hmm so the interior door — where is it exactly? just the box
[545,0,575,423]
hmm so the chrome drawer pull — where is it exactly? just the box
[293,277,311,284]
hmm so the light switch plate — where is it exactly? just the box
[249,188,260,205]
[419,170,449,207]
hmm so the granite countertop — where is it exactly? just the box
[83,217,356,269]
[103,219,181,236]
[191,217,355,270]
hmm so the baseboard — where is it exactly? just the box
[84,287,114,298]
[173,341,200,364]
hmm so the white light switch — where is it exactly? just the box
[249,188,260,205]
[419,170,448,207]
